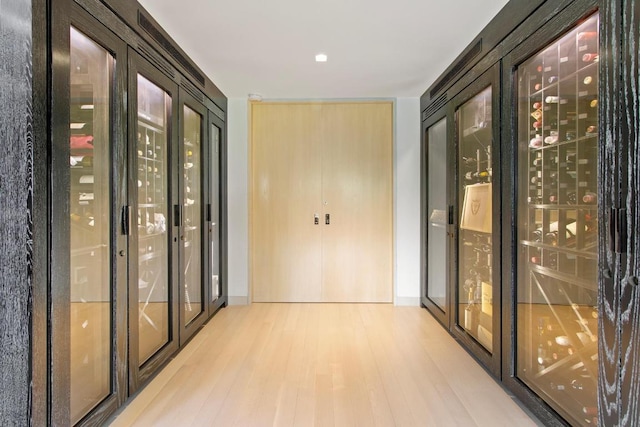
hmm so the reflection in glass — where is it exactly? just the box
[426,118,447,311]
[183,106,203,325]
[69,27,113,423]
[137,74,170,364]
[210,123,221,302]
[516,13,599,426]
[457,87,494,352]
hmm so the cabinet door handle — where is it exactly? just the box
[122,205,131,236]
[174,204,182,227]
[314,214,319,225]
[617,208,627,254]
[325,214,330,225]
[608,207,616,253]
[207,203,212,222]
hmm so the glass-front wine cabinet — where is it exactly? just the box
[69,25,114,425]
[457,86,494,353]
[516,12,599,426]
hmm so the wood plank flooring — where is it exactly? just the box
[108,304,539,426]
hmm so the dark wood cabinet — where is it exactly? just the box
[421,0,640,425]
[41,0,229,424]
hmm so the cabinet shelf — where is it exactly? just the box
[521,240,597,258]
[527,134,597,151]
[529,263,595,291]
[528,61,598,97]
[137,115,164,133]
[534,340,597,379]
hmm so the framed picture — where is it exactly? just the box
[460,183,492,233]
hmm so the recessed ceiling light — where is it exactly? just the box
[315,53,328,62]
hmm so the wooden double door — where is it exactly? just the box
[251,102,393,302]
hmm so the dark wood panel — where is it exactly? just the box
[32,0,50,424]
[88,0,227,111]
[618,0,640,424]
[0,0,33,424]
[598,0,622,425]
[422,0,583,115]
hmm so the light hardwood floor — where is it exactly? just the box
[108,304,539,426]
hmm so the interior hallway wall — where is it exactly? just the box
[226,97,421,305]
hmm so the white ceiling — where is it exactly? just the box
[138,0,510,99]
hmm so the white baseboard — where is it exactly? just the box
[228,296,249,305]
[394,296,420,306]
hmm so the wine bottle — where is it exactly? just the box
[529,135,543,148]
[547,252,558,268]
[582,53,599,63]
[533,101,542,109]
[545,96,559,104]
[583,191,597,204]
[578,31,597,41]
[531,229,543,242]
[462,156,477,166]
[544,135,559,144]
[548,76,558,84]
[544,231,558,246]
[534,83,542,91]
[528,195,543,204]
[533,120,542,129]
[583,76,593,85]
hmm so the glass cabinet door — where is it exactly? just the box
[69,26,114,425]
[456,86,495,353]
[516,13,599,426]
[210,120,221,305]
[135,74,172,365]
[424,117,449,324]
[181,104,205,327]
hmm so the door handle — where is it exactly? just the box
[122,205,131,236]
[174,204,182,227]
[325,214,330,225]
[314,214,319,225]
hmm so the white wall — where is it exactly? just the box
[226,97,422,305]
[394,98,421,305]
[227,98,250,304]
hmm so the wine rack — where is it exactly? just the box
[181,104,202,326]
[457,86,494,352]
[135,76,170,363]
[517,13,599,427]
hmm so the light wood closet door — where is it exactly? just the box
[251,103,323,302]
[251,102,392,302]
[321,103,393,302]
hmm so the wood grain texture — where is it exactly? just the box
[321,103,393,302]
[0,0,33,424]
[31,0,50,423]
[251,102,393,303]
[598,1,622,425]
[107,304,539,427]
[251,103,324,302]
[618,0,640,425]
